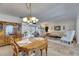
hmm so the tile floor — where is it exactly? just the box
[0,38,79,56]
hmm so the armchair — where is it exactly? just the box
[61,30,75,44]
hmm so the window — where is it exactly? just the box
[6,25,14,36]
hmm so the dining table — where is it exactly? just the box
[17,37,48,56]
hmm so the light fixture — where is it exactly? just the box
[23,3,39,24]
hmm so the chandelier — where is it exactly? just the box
[23,3,39,24]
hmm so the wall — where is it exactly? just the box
[76,13,79,44]
[39,15,76,32]
[0,13,21,23]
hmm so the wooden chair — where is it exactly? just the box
[10,37,35,56]
[10,37,26,56]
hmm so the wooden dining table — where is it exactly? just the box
[17,37,48,56]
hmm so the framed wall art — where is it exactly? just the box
[54,26,61,31]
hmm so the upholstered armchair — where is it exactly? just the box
[61,30,75,44]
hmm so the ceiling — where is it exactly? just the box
[0,3,79,21]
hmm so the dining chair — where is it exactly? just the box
[10,37,26,56]
[10,38,19,56]
[10,37,36,56]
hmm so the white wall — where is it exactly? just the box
[39,15,76,32]
[76,13,79,44]
[0,13,21,23]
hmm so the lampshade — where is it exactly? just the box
[36,19,39,22]
[23,17,28,22]
[31,17,36,20]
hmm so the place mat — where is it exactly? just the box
[17,39,32,46]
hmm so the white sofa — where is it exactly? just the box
[46,31,64,37]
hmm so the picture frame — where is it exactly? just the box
[54,26,61,31]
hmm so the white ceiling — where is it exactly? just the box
[0,3,79,21]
